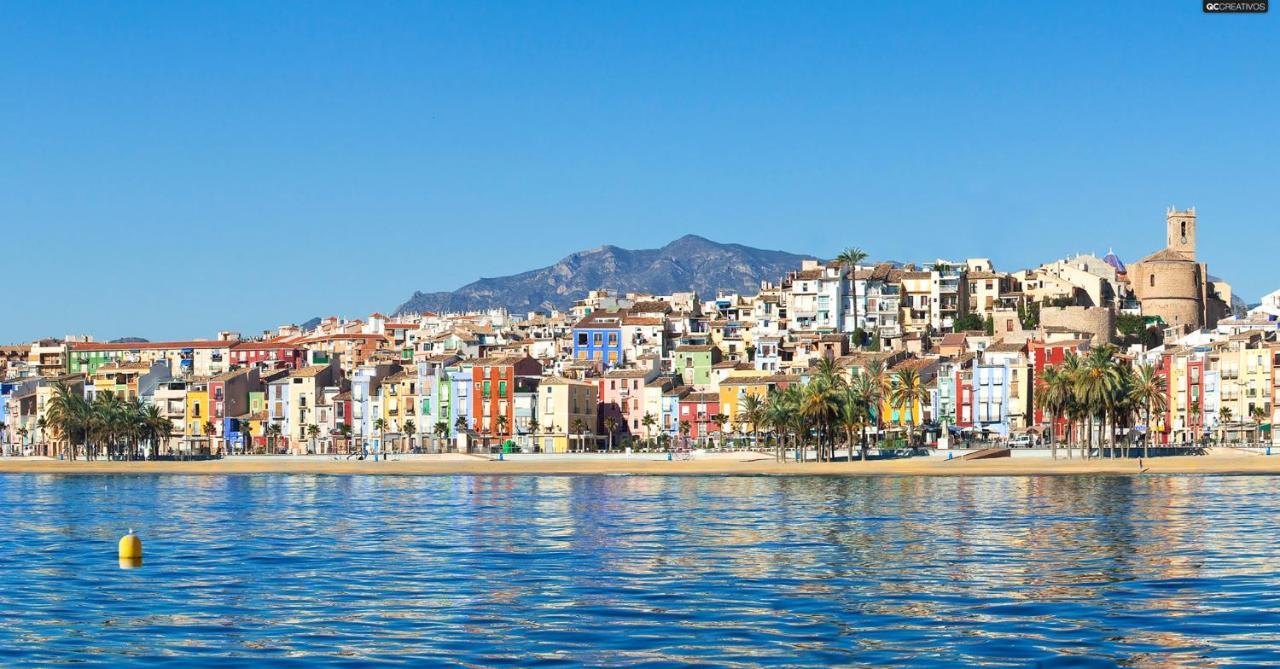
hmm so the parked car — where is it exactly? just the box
[1008,435,1033,448]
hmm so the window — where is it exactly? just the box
[577,333,587,346]
[607,332,618,346]
[1149,274,1155,287]
[483,381,490,398]
[593,333,603,345]
[498,381,506,396]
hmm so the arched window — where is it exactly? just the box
[1180,221,1187,243]
[1149,274,1155,287]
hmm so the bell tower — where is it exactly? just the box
[1166,206,1196,260]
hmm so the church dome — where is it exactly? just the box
[1103,249,1126,274]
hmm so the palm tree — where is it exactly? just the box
[572,418,588,452]
[709,413,729,449]
[1074,346,1121,459]
[337,422,353,455]
[603,417,617,452]
[739,395,764,453]
[34,416,49,457]
[641,412,657,450]
[678,419,692,450]
[1218,407,1233,446]
[495,415,508,450]
[454,416,468,452]
[1251,405,1267,445]
[154,415,174,459]
[1035,365,1071,460]
[403,419,417,453]
[890,368,929,448]
[838,385,869,462]
[801,381,841,461]
[203,421,217,457]
[835,247,869,347]
[866,361,890,450]
[0,421,6,456]
[1058,351,1083,458]
[307,423,320,454]
[848,372,879,460]
[45,381,88,461]
[266,422,283,455]
[526,416,539,453]
[433,420,450,453]
[373,418,387,456]
[140,404,165,459]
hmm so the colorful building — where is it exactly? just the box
[572,311,625,369]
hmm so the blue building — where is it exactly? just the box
[972,363,1010,437]
[572,311,625,369]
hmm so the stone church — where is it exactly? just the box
[1128,207,1231,334]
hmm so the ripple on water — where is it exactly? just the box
[4,473,1280,666]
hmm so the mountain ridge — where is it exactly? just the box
[394,235,816,316]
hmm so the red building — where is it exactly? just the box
[678,392,721,442]
[231,339,305,370]
[1028,338,1090,438]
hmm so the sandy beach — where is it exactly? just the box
[2,449,1279,476]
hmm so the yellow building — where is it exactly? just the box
[899,271,934,334]
[379,368,422,449]
[882,359,938,428]
[718,372,790,427]
[1215,333,1272,442]
[183,382,212,453]
[89,361,154,401]
[536,377,597,453]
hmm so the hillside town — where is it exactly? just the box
[3,207,1277,459]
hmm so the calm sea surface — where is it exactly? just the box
[2,474,1279,667]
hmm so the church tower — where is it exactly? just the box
[1166,206,1196,260]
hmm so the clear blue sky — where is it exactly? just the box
[2,2,1276,342]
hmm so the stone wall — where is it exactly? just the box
[1040,306,1115,345]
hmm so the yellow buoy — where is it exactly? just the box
[118,529,142,568]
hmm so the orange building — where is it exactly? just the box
[468,355,543,444]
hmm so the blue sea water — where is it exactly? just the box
[1,473,1279,667]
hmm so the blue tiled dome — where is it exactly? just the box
[1103,249,1126,274]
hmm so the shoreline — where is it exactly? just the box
[2,449,1279,476]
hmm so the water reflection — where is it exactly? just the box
[2,473,1280,666]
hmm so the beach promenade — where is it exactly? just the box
[2,448,1279,477]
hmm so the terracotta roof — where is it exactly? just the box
[891,357,936,372]
[984,342,1027,354]
[469,355,532,367]
[629,301,671,313]
[209,367,255,382]
[70,340,232,351]
[604,369,651,378]
[1136,247,1195,264]
[233,339,302,351]
[675,345,714,353]
[573,310,626,328]
[291,365,332,378]
[540,376,594,387]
